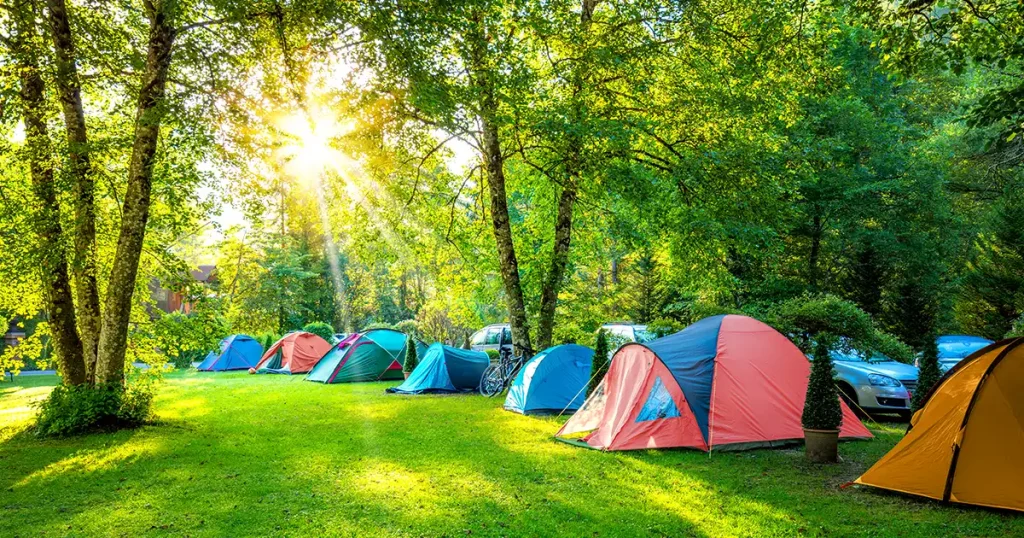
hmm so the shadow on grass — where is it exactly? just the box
[2,374,1021,537]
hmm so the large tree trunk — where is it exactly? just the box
[46,0,102,382]
[536,185,575,349]
[468,17,533,356]
[94,2,176,384]
[13,2,87,385]
[535,0,599,350]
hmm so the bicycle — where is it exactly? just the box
[479,335,531,397]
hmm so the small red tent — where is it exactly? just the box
[254,332,332,375]
[557,315,872,451]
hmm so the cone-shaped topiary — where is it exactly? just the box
[402,335,419,375]
[802,340,844,431]
[589,329,610,396]
[912,333,941,412]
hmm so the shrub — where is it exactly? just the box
[485,349,500,362]
[302,321,335,341]
[589,329,611,396]
[362,322,395,332]
[255,332,280,353]
[768,294,913,363]
[403,335,419,374]
[35,373,157,437]
[912,334,942,412]
[172,349,206,369]
[394,319,420,338]
[802,340,844,431]
[152,311,226,369]
[647,318,683,338]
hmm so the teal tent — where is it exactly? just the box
[306,329,428,383]
[387,343,490,394]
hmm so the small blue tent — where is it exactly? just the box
[504,344,594,415]
[197,334,263,371]
[387,343,490,394]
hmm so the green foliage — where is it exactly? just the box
[34,373,157,437]
[0,322,50,375]
[151,309,226,369]
[768,294,913,363]
[394,319,420,338]
[802,341,844,431]
[255,332,280,354]
[361,322,395,332]
[647,318,683,339]
[484,349,500,362]
[403,335,419,374]
[912,336,943,412]
[589,329,610,396]
[302,322,335,342]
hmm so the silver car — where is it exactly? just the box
[469,324,512,354]
[828,349,920,420]
[935,335,993,373]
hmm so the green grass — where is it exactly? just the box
[1,372,1020,537]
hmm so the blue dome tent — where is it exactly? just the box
[387,343,490,394]
[196,334,263,371]
[504,344,594,415]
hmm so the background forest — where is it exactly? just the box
[1,0,1022,373]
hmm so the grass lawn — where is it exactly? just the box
[1,372,1020,537]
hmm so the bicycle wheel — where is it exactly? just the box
[479,364,504,397]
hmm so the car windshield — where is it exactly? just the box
[831,349,890,364]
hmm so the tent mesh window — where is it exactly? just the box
[636,377,681,422]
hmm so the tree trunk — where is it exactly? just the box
[536,185,575,349]
[13,3,87,385]
[94,3,176,384]
[468,16,533,356]
[535,0,598,350]
[46,0,102,382]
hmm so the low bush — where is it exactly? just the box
[767,294,913,363]
[485,349,500,362]
[362,322,395,332]
[255,332,280,353]
[394,319,420,338]
[647,318,683,338]
[302,321,335,341]
[34,373,158,437]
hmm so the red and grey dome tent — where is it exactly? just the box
[254,332,333,375]
[556,314,872,451]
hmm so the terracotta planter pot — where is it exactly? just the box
[403,372,411,380]
[804,428,839,463]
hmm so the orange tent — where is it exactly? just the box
[855,338,1024,512]
[254,332,332,374]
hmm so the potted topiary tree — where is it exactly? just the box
[912,332,941,412]
[402,335,419,379]
[588,329,610,396]
[803,338,844,463]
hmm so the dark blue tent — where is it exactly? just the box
[504,344,594,415]
[197,334,263,371]
[386,343,490,394]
